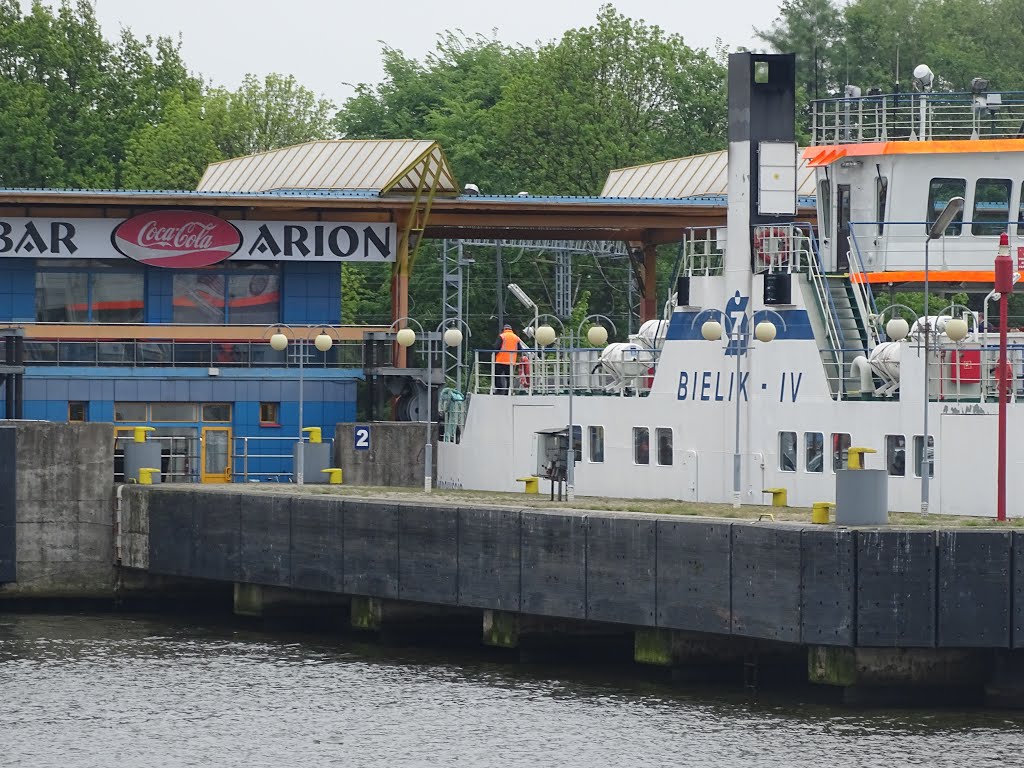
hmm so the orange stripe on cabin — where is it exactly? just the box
[803,139,1024,167]
[850,270,996,284]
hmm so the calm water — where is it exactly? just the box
[0,614,1021,768]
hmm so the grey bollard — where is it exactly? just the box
[835,469,888,525]
[124,441,162,484]
[294,441,332,483]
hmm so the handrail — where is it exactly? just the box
[811,91,1024,145]
[803,231,846,399]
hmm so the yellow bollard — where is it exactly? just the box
[321,468,343,485]
[515,476,539,494]
[762,487,788,507]
[133,426,155,443]
[811,501,835,524]
[138,467,160,485]
[847,447,877,470]
[302,426,322,444]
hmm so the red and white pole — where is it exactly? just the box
[994,232,1013,522]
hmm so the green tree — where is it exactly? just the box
[493,5,727,195]
[215,73,335,158]
[336,31,533,193]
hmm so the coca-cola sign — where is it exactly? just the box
[111,211,242,268]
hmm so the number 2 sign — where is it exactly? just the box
[354,426,370,450]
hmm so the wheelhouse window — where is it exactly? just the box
[926,178,965,236]
[972,179,1011,236]
[805,432,824,473]
[36,260,144,323]
[832,432,851,472]
[886,434,906,477]
[913,435,935,478]
[779,431,797,472]
[633,427,650,465]
[656,427,673,466]
[588,426,604,463]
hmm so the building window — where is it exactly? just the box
[150,403,197,422]
[633,427,650,465]
[173,264,280,324]
[805,432,824,473]
[68,401,87,422]
[202,403,232,422]
[913,435,935,478]
[926,178,965,236]
[114,402,148,421]
[259,402,280,425]
[588,426,604,463]
[779,431,797,472]
[656,427,673,466]
[832,432,851,472]
[886,434,906,477]
[36,260,144,323]
[972,178,1012,236]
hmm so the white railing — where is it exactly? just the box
[683,229,724,276]
[752,223,816,274]
[471,346,659,397]
[812,91,1024,145]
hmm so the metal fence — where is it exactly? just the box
[232,435,335,483]
[471,346,659,397]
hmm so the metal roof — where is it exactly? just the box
[197,140,459,196]
[601,149,817,199]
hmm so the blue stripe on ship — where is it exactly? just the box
[667,310,815,341]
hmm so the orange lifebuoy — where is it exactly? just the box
[753,227,790,268]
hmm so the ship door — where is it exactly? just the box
[836,184,852,272]
[201,427,232,483]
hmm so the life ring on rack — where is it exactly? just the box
[517,355,531,389]
[753,227,790,269]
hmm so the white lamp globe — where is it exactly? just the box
[535,325,557,346]
[587,325,608,346]
[443,327,463,347]
[269,333,288,351]
[755,321,777,342]
[886,317,910,341]
[314,333,333,352]
[701,320,723,341]
[945,317,969,342]
[395,327,417,348]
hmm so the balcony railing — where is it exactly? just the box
[24,339,365,368]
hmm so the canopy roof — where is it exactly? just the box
[197,139,458,196]
[602,149,816,199]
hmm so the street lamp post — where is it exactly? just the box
[267,324,337,485]
[921,195,965,513]
[694,307,784,507]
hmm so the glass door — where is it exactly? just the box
[201,427,232,483]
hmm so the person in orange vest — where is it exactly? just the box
[494,323,524,394]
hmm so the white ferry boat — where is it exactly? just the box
[438,52,1024,518]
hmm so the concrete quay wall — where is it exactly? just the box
[128,486,1024,650]
[0,421,116,598]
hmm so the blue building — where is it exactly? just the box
[0,139,459,482]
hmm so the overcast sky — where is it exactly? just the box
[27,0,780,107]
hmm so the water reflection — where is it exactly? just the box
[0,614,1020,768]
